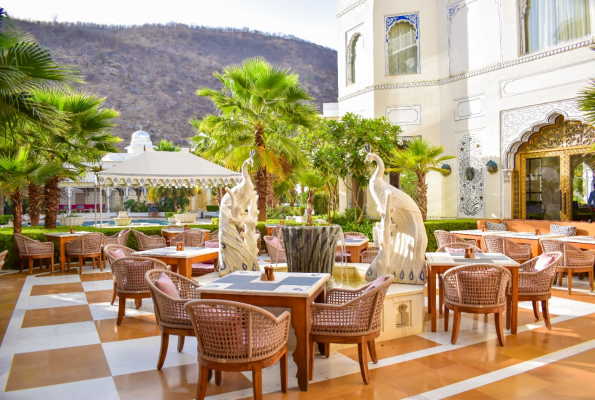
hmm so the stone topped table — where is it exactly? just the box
[45,231,92,273]
[496,232,566,256]
[337,237,369,263]
[131,246,218,278]
[161,228,210,243]
[557,235,595,251]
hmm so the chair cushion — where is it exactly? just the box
[336,251,351,257]
[445,247,466,253]
[345,235,364,240]
[192,263,215,272]
[205,240,219,248]
[550,224,576,236]
[154,272,181,299]
[486,221,507,231]
[363,276,385,294]
[271,236,279,247]
[110,249,126,259]
[535,253,555,271]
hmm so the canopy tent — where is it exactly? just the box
[97,151,241,188]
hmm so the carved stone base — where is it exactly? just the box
[281,226,343,274]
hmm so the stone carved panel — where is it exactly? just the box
[455,94,485,121]
[386,105,421,126]
[457,134,485,217]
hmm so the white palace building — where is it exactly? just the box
[331,0,595,222]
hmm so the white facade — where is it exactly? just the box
[336,0,595,219]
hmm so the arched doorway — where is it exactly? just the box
[513,116,595,221]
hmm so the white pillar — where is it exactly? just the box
[99,186,103,228]
[106,187,111,213]
[67,187,72,212]
[502,169,513,219]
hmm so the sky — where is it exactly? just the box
[4,0,338,49]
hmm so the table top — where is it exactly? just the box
[132,246,218,259]
[45,231,92,238]
[497,232,566,240]
[338,238,369,246]
[451,229,507,236]
[557,236,595,244]
[426,252,519,267]
[161,228,210,233]
[196,271,330,298]
[265,224,280,227]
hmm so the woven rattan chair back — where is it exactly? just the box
[442,264,511,308]
[361,248,378,263]
[0,249,7,271]
[14,233,53,256]
[184,299,290,363]
[437,243,483,253]
[103,228,131,247]
[111,257,167,293]
[515,251,562,296]
[145,269,201,329]
[171,230,206,247]
[270,226,281,238]
[133,230,166,251]
[104,244,136,264]
[434,230,467,248]
[66,233,104,255]
[264,235,286,263]
[343,232,367,239]
[210,229,219,241]
[539,239,565,254]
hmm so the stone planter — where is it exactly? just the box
[57,216,85,226]
[167,217,178,224]
[117,211,128,218]
[175,214,196,224]
[113,218,132,226]
[280,225,343,274]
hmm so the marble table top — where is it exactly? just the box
[426,252,519,267]
[497,232,566,240]
[196,271,330,298]
[161,228,210,233]
[557,236,595,244]
[44,231,92,238]
[132,246,218,259]
[451,230,507,236]
[338,238,369,246]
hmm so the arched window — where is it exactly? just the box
[347,33,362,85]
[524,0,591,54]
[387,22,418,75]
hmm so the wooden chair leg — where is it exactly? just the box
[532,301,540,319]
[367,340,379,364]
[19,258,24,273]
[215,370,222,386]
[66,255,70,272]
[197,364,209,400]
[51,255,54,273]
[451,308,461,345]
[357,339,370,384]
[308,337,315,380]
[252,366,263,400]
[568,271,573,295]
[157,331,169,369]
[117,294,126,325]
[111,281,117,305]
[506,295,511,330]
[280,350,288,393]
[28,258,33,275]
[444,307,449,332]
[438,277,443,315]
[78,256,83,275]
[177,335,185,352]
[495,311,506,346]
[135,298,142,309]
[558,271,564,287]
[589,269,594,292]
[207,369,213,382]
[325,343,330,358]
[542,300,551,330]
[97,255,103,272]
[92,257,96,270]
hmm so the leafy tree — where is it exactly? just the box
[297,170,328,225]
[153,139,181,152]
[147,186,197,212]
[298,114,402,223]
[191,56,316,221]
[388,137,455,221]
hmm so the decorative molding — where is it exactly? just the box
[457,134,485,217]
[337,0,367,18]
[385,105,421,126]
[502,169,512,184]
[500,99,585,170]
[338,37,595,102]
[454,93,485,121]
[454,127,486,135]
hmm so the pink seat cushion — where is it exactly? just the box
[110,249,127,259]
[345,235,363,240]
[363,276,385,294]
[271,237,279,247]
[192,263,215,273]
[535,253,554,271]
[336,251,351,257]
[445,247,466,253]
[205,240,219,248]
[154,272,181,299]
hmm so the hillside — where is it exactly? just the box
[16,20,338,149]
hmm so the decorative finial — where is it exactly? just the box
[143,145,146,151]
[364,144,371,153]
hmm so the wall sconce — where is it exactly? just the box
[486,160,498,174]
[441,164,452,176]
[465,167,475,181]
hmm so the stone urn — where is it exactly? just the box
[57,215,85,226]
[117,211,128,218]
[113,217,132,226]
[175,213,196,224]
[280,225,343,274]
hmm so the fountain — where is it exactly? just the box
[280,225,343,274]
[113,211,132,226]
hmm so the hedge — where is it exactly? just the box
[0,215,14,225]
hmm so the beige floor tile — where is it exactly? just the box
[476,373,553,400]
[86,289,115,304]
[95,314,161,342]
[338,335,440,362]
[80,272,113,282]
[22,305,93,328]
[30,282,84,296]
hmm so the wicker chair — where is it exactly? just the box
[145,269,202,369]
[102,228,131,266]
[161,225,183,245]
[270,226,282,238]
[336,232,367,262]
[0,250,7,271]
[66,233,104,275]
[540,239,594,294]
[111,257,168,325]
[264,235,286,263]
[483,235,532,263]
[171,230,207,248]
[436,243,484,253]
[133,230,167,251]
[104,244,136,305]
[14,233,54,274]
[210,229,219,241]
[506,252,562,330]
[434,230,476,249]
[361,246,378,264]
[184,299,290,400]
[191,239,219,276]
[309,275,394,384]
[442,265,511,345]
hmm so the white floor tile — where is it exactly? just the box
[15,322,100,354]
[4,377,119,400]
[82,280,115,292]
[89,301,153,321]
[25,292,88,310]
[28,275,81,286]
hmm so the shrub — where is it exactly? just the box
[165,212,175,218]
[0,215,13,225]
[312,193,328,216]
[206,205,220,212]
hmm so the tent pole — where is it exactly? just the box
[94,181,97,228]
[99,185,103,228]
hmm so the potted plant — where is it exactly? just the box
[174,205,196,224]
[57,213,85,226]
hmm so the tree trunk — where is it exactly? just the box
[0,185,4,215]
[416,171,428,221]
[216,187,224,206]
[357,187,367,223]
[173,191,178,212]
[254,123,268,221]
[289,190,296,207]
[43,176,61,229]
[11,191,23,235]
[307,191,314,226]
[28,183,42,226]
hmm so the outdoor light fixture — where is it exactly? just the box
[486,160,498,174]
[441,164,452,176]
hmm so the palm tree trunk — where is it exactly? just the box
[307,191,314,225]
[0,185,4,215]
[28,183,42,226]
[254,123,268,221]
[11,191,23,235]
[416,171,428,221]
[173,191,178,212]
[44,176,61,229]
[289,190,296,207]
[357,187,367,223]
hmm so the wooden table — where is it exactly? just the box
[131,246,218,278]
[265,224,280,236]
[450,230,507,250]
[425,252,520,333]
[496,232,566,257]
[337,238,369,263]
[557,236,595,250]
[161,228,210,242]
[196,271,329,392]
[45,231,92,273]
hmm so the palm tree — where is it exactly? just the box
[191,57,316,221]
[147,186,197,212]
[388,137,455,221]
[153,139,181,152]
[297,171,328,225]
[0,146,59,233]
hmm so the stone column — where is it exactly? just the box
[106,187,111,213]
[67,187,72,212]
[502,169,513,219]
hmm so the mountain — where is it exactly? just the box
[15,20,338,149]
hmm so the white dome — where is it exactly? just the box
[132,129,150,139]
[127,128,153,153]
